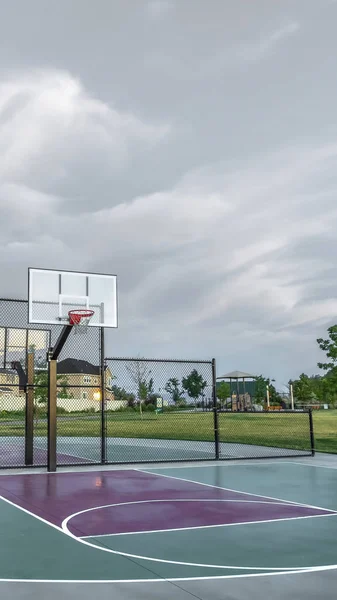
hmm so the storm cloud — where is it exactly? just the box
[1,0,337,386]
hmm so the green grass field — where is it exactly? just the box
[1,409,336,453]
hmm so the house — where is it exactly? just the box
[0,368,19,387]
[0,368,25,411]
[56,358,122,412]
[0,359,126,413]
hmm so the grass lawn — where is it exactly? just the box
[310,410,337,453]
[2,410,336,452]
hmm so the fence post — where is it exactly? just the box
[212,358,220,460]
[309,409,315,456]
[48,358,57,472]
[100,327,106,464]
[25,352,34,466]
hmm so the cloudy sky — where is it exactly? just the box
[1,0,337,387]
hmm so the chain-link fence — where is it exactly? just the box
[55,324,102,466]
[103,357,216,463]
[103,358,314,464]
[0,298,102,468]
[217,410,314,459]
[0,299,314,470]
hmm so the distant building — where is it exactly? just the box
[0,368,25,411]
[56,358,121,412]
[0,359,127,413]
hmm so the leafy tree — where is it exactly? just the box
[254,375,268,403]
[165,378,185,404]
[111,385,135,406]
[125,359,154,417]
[126,359,153,399]
[33,370,72,423]
[317,325,337,371]
[182,369,207,402]
[216,381,230,407]
[144,393,158,407]
[267,380,283,405]
[34,370,72,405]
[292,373,313,404]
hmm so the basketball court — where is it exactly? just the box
[0,267,334,598]
[1,455,337,599]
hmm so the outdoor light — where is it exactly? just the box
[93,391,101,401]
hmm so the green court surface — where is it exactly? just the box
[1,457,337,599]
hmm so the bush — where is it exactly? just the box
[144,404,155,412]
[56,406,68,415]
[109,406,137,414]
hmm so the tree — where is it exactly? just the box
[34,370,72,405]
[125,359,153,416]
[28,344,47,370]
[292,373,312,404]
[267,380,283,405]
[33,370,72,423]
[216,381,230,408]
[165,378,185,404]
[111,385,135,407]
[254,375,268,403]
[126,360,152,397]
[317,325,337,371]
[182,369,207,402]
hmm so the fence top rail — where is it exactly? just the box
[0,297,27,304]
[105,357,213,365]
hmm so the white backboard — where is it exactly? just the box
[28,268,118,328]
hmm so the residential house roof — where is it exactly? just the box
[57,358,100,375]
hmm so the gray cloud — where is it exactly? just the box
[1,0,337,386]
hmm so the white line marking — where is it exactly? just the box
[0,495,64,534]
[1,496,337,583]
[136,468,336,513]
[1,463,337,583]
[62,514,309,571]
[80,512,337,539]
[66,496,332,538]
[279,460,337,470]
[1,563,337,584]
[61,499,337,572]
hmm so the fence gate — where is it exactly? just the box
[103,357,217,465]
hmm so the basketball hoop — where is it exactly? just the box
[68,309,95,334]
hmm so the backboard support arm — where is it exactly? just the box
[48,324,73,361]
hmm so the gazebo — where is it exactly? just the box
[216,370,256,411]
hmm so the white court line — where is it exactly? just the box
[0,467,337,584]
[79,499,337,538]
[1,493,310,574]
[279,460,337,470]
[61,493,337,572]
[1,564,337,584]
[136,468,336,513]
[0,495,64,534]
[1,494,337,583]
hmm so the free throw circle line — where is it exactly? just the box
[62,498,336,571]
